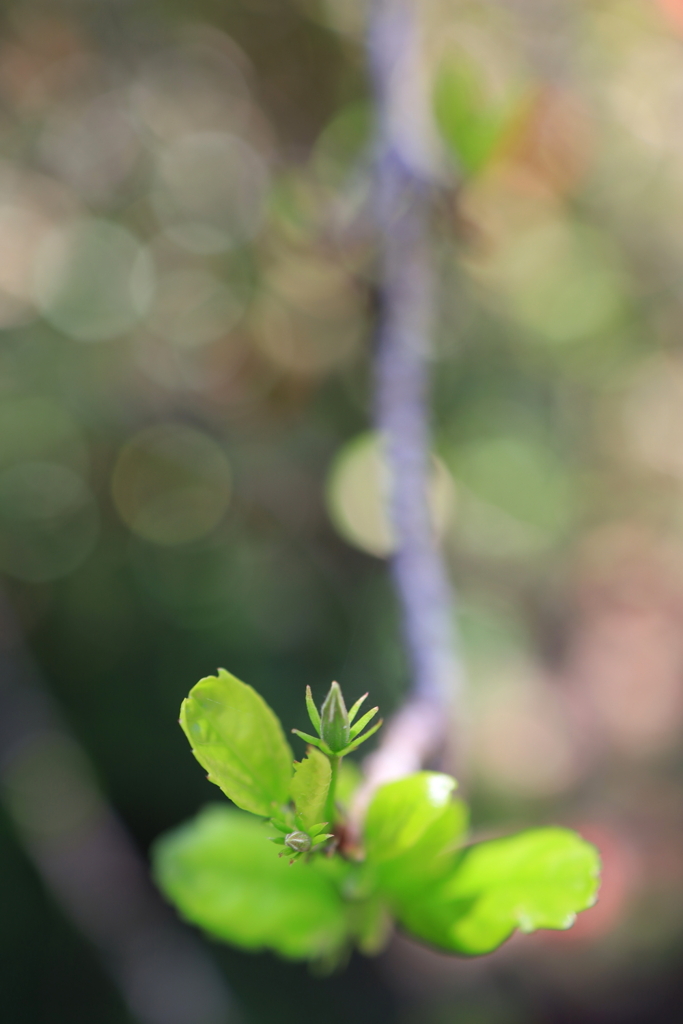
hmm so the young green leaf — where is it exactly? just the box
[308,822,330,838]
[153,805,349,960]
[339,717,382,754]
[180,668,293,817]
[291,728,330,754]
[380,800,470,899]
[363,770,469,908]
[305,685,322,736]
[365,772,461,863]
[349,706,378,740]
[347,692,368,725]
[290,747,332,832]
[395,827,600,955]
[364,772,469,902]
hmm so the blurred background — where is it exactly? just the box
[2,0,683,1021]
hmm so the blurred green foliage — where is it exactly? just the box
[434,57,524,177]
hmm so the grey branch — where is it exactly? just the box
[356,0,463,806]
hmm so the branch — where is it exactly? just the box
[354,0,464,811]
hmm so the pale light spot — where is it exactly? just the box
[325,431,456,557]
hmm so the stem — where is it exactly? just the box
[353,0,464,816]
[325,755,340,826]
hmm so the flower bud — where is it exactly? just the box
[320,680,350,753]
[284,831,312,853]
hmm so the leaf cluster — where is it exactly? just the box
[153,669,600,966]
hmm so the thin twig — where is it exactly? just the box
[354,0,463,814]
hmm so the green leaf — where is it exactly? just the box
[365,772,459,862]
[364,772,468,895]
[153,805,350,960]
[305,685,322,736]
[349,706,378,740]
[340,717,382,754]
[290,747,332,831]
[180,669,293,817]
[309,822,329,837]
[347,692,368,725]
[292,728,330,753]
[397,827,600,955]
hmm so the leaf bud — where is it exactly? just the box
[284,831,312,853]
[320,681,350,753]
